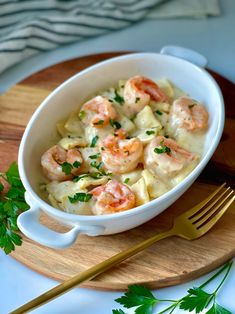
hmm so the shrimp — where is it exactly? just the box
[144,136,197,177]
[100,133,143,174]
[81,96,117,128]
[169,97,208,132]
[123,75,169,114]
[90,180,135,215]
[41,145,83,181]
[0,176,10,195]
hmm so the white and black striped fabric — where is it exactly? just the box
[0,0,166,73]
[0,0,220,74]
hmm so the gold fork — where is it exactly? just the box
[11,183,234,314]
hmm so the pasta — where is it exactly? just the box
[40,75,209,215]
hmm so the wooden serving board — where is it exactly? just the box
[0,52,235,291]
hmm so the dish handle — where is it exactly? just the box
[17,193,104,249]
[160,45,207,68]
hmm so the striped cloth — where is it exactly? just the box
[0,0,220,74]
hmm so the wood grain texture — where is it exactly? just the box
[0,52,234,290]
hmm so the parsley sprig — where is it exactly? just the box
[0,163,29,254]
[113,261,233,314]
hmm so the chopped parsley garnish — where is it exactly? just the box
[61,162,73,175]
[156,110,163,115]
[94,119,104,126]
[188,103,196,109]
[109,119,122,130]
[146,130,155,135]
[124,178,130,184]
[114,89,124,105]
[90,172,103,179]
[78,110,86,120]
[101,147,105,151]
[109,99,114,103]
[73,174,89,182]
[73,172,104,182]
[62,161,81,174]
[73,161,81,168]
[90,135,99,147]
[90,161,103,170]
[68,192,92,203]
[89,153,101,160]
[135,97,140,103]
[0,182,4,192]
[154,140,171,154]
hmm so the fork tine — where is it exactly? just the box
[183,183,226,219]
[196,194,235,233]
[190,187,232,223]
[193,190,234,227]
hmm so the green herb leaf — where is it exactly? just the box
[61,162,73,175]
[156,110,163,115]
[73,171,105,182]
[115,285,158,309]
[206,303,232,314]
[109,119,122,130]
[112,310,125,314]
[180,287,212,313]
[113,262,233,314]
[73,174,90,182]
[94,119,104,126]
[124,178,130,184]
[114,90,124,105]
[0,182,4,192]
[90,161,103,170]
[89,172,103,179]
[6,162,22,188]
[90,135,99,147]
[89,153,101,160]
[154,146,171,154]
[68,193,92,203]
[73,161,81,168]
[6,187,25,200]
[78,110,86,120]
[154,140,171,154]
[146,130,155,136]
[0,163,29,254]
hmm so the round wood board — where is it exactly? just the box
[0,52,235,291]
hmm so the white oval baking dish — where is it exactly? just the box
[17,46,224,249]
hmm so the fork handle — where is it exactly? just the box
[11,229,174,314]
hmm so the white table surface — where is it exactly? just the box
[0,1,234,313]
